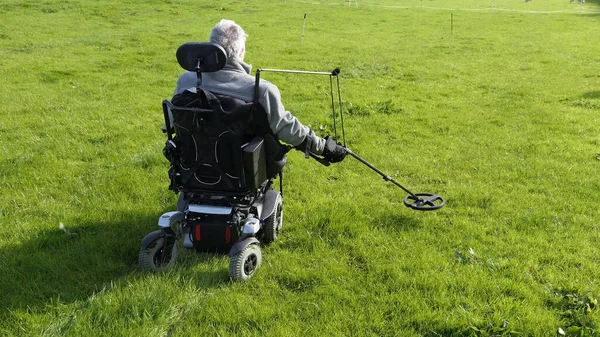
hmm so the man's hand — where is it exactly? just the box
[322,136,347,163]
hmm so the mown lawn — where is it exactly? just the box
[1,0,599,336]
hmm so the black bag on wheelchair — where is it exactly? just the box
[164,87,287,193]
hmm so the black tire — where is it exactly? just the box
[139,231,178,270]
[229,244,262,281]
[263,194,283,244]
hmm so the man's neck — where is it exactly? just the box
[225,57,252,74]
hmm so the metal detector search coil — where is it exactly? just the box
[403,193,445,211]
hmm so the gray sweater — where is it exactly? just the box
[174,58,325,155]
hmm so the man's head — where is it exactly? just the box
[210,19,248,61]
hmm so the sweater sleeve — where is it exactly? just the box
[258,83,325,155]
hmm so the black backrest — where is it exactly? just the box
[166,89,259,192]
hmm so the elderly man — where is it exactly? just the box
[174,19,346,163]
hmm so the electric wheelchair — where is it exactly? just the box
[139,43,288,281]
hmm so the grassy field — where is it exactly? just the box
[1,0,600,335]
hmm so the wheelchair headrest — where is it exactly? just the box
[176,42,227,73]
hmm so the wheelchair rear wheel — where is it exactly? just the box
[263,194,283,244]
[139,230,178,270]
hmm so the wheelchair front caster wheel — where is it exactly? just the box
[229,244,262,281]
[139,230,178,270]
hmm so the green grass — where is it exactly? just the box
[1,0,600,335]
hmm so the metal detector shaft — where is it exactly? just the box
[345,148,418,198]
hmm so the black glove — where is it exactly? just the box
[322,136,347,163]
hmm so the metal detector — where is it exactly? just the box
[255,67,445,211]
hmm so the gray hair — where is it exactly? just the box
[209,19,248,60]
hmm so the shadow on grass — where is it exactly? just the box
[575,0,600,10]
[560,91,600,110]
[373,212,422,232]
[422,324,528,337]
[582,91,600,99]
[0,211,227,319]
[584,0,600,5]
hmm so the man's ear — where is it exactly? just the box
[240,46,246,61]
